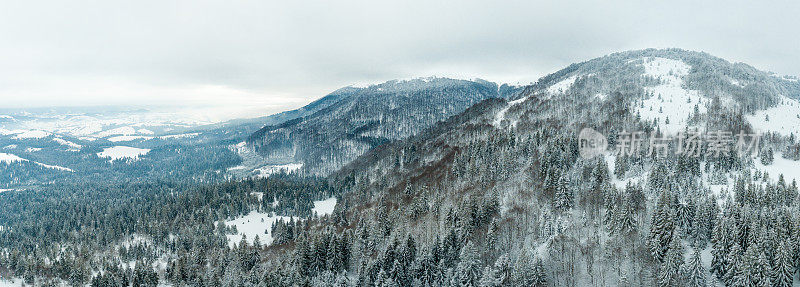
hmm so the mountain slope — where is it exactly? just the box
[246,77,522,175]
[325,49,800,286]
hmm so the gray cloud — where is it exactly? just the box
[1,0,798,109]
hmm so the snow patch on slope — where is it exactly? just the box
[53,137,82,149]
[746,96,800,136]
[0,152,73,172]
[0,278,22,287]
[97,146,150,161]
[224,197,337,247]
[224,211,292,248]
[0,153,26,163]
[754,153,800,184]
[493,96,528,128]
[636,57,706,134]
[547,75,578,95]
[12,130,51,139]
[107,135,154,142]
[96,126,137,137]
[253,163,304,177]
[312,197,337,217]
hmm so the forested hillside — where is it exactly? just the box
[1,49,799,286]
[246,78,523,176]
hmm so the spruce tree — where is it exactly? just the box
[657,235,684,287]
[773,242,795,287]
[648,193,675,262]
[682,250,707,287]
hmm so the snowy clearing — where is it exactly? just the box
[312,197,337,217]
[0,153,72,171]
[12,130,51,139]
[754,153,800,184]
[547,75,578,95]
[0,279,21,287]
[107,135,154,142]
[254,163,304,177]
[223,211,292,248]
[159,133,200,139]
[0,153,26,163]
[746,96,800,136]
[224,197,337,248]
[53,137,82,149]
[96,126,138,137]
[493,96,528,128]
[636,57,706,134]
[97,146,151,161]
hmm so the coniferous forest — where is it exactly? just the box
[1,49,800,287]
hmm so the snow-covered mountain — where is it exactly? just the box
[327,49,800,286]
[246,77,523,175]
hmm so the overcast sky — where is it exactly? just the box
[1,0,799,112]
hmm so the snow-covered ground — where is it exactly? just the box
[223,211,292,248]
[224,197,337,247]
[746,96,800,136]
[0,279,21,287]
[53,137,82,149]
[312,197,337,216]
[96,126,138,137]
[754,153,800,184]
[604,153,647,190]
[107,135,154,142]
[11,130,50,139]
[0,153,26,163]
[97,146,151,161]
[159,133,199,140]
[636,57,706,134]
[253,163,304,177]
[493,96,528,128]
[0,152,74,172]
[547,75,578,95]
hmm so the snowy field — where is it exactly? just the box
[755,153,800,184]
[11,130,50,139]
[107,135,154,142]
[53,137,82,149]
[224,211,293,248]
[253,163,304,177]
[0,152,73,172]
[547,75,578,95]
[0,153,25,163]
[0,279,21,287]
[636,57,706,134]
[312,197,337,217]
[746,96,800,136]
[224,197,337,247]
[97,146,151,161]
[493,96,528,128]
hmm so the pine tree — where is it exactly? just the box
[455,241,481,287]
[682,250,707,287]
[648,193,675,262]
[616,202,637,236]
[773,242,794,287]
[554,175,573,212]
[478,266,500,287]
[658,235,684,287]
